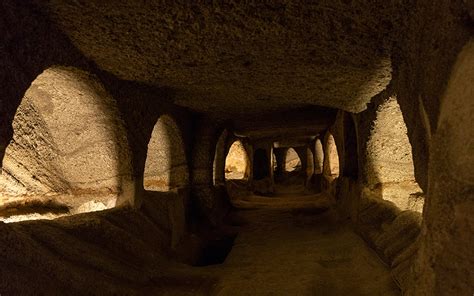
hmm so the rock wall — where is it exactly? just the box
[391,1,473,294]
[394,0,472,192]
[0,1,197,213]
[1,95,61,196]
[360,95,423,212]
[408,39,474,296]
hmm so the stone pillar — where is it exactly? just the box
[190,118,229,224]
[251,142,274,195]
[213,130,227,186]
[273,147,287,181]
[409,40,474,296]
[294,146,307,177]
[243,142,253,182]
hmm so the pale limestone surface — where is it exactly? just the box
[144,115,189,191]
[225,141,249,180]
[283,148,301,172]
[0,67,133,219]
[361,96,424,212]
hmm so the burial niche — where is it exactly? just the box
[144,115,189,192]
[0,66,132,222]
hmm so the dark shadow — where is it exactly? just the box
[194,233,237,266]
[213,130,228,185]
[343,113,359,179]
[253,148,270,180]
[273,147,287,181]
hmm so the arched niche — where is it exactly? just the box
[225,140,250,180]
[314,138,324,175]
[213,129,228,186]
[365,96,423,212]
[0,66,133,222]
[323,132,340,179]
[144,115,189,192]
[284,148,302,172]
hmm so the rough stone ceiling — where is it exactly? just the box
[43,1,400,118]
[234,107,337,140]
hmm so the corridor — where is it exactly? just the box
[212,207,399,295]
[1,1,473,295]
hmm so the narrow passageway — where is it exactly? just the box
[227,178,331,209]
[210,207,399,295]
[1,2,473,295]
[273,174,308,196]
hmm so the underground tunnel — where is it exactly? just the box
[0,1,473,295]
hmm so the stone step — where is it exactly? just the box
[374,211,421,253]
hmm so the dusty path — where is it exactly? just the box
[209,208,400,296]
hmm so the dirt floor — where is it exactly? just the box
[206,207,400,295]
[199,179,401,295]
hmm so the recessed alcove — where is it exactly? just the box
[364,96,424,212]
[0,66,132,222]
[144,115,189,192]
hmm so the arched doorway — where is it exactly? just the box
[0,66,132,222]
[323,132,340,179]
[410,39,474,295]
[144,115,189,192]
[225,140,250,180]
